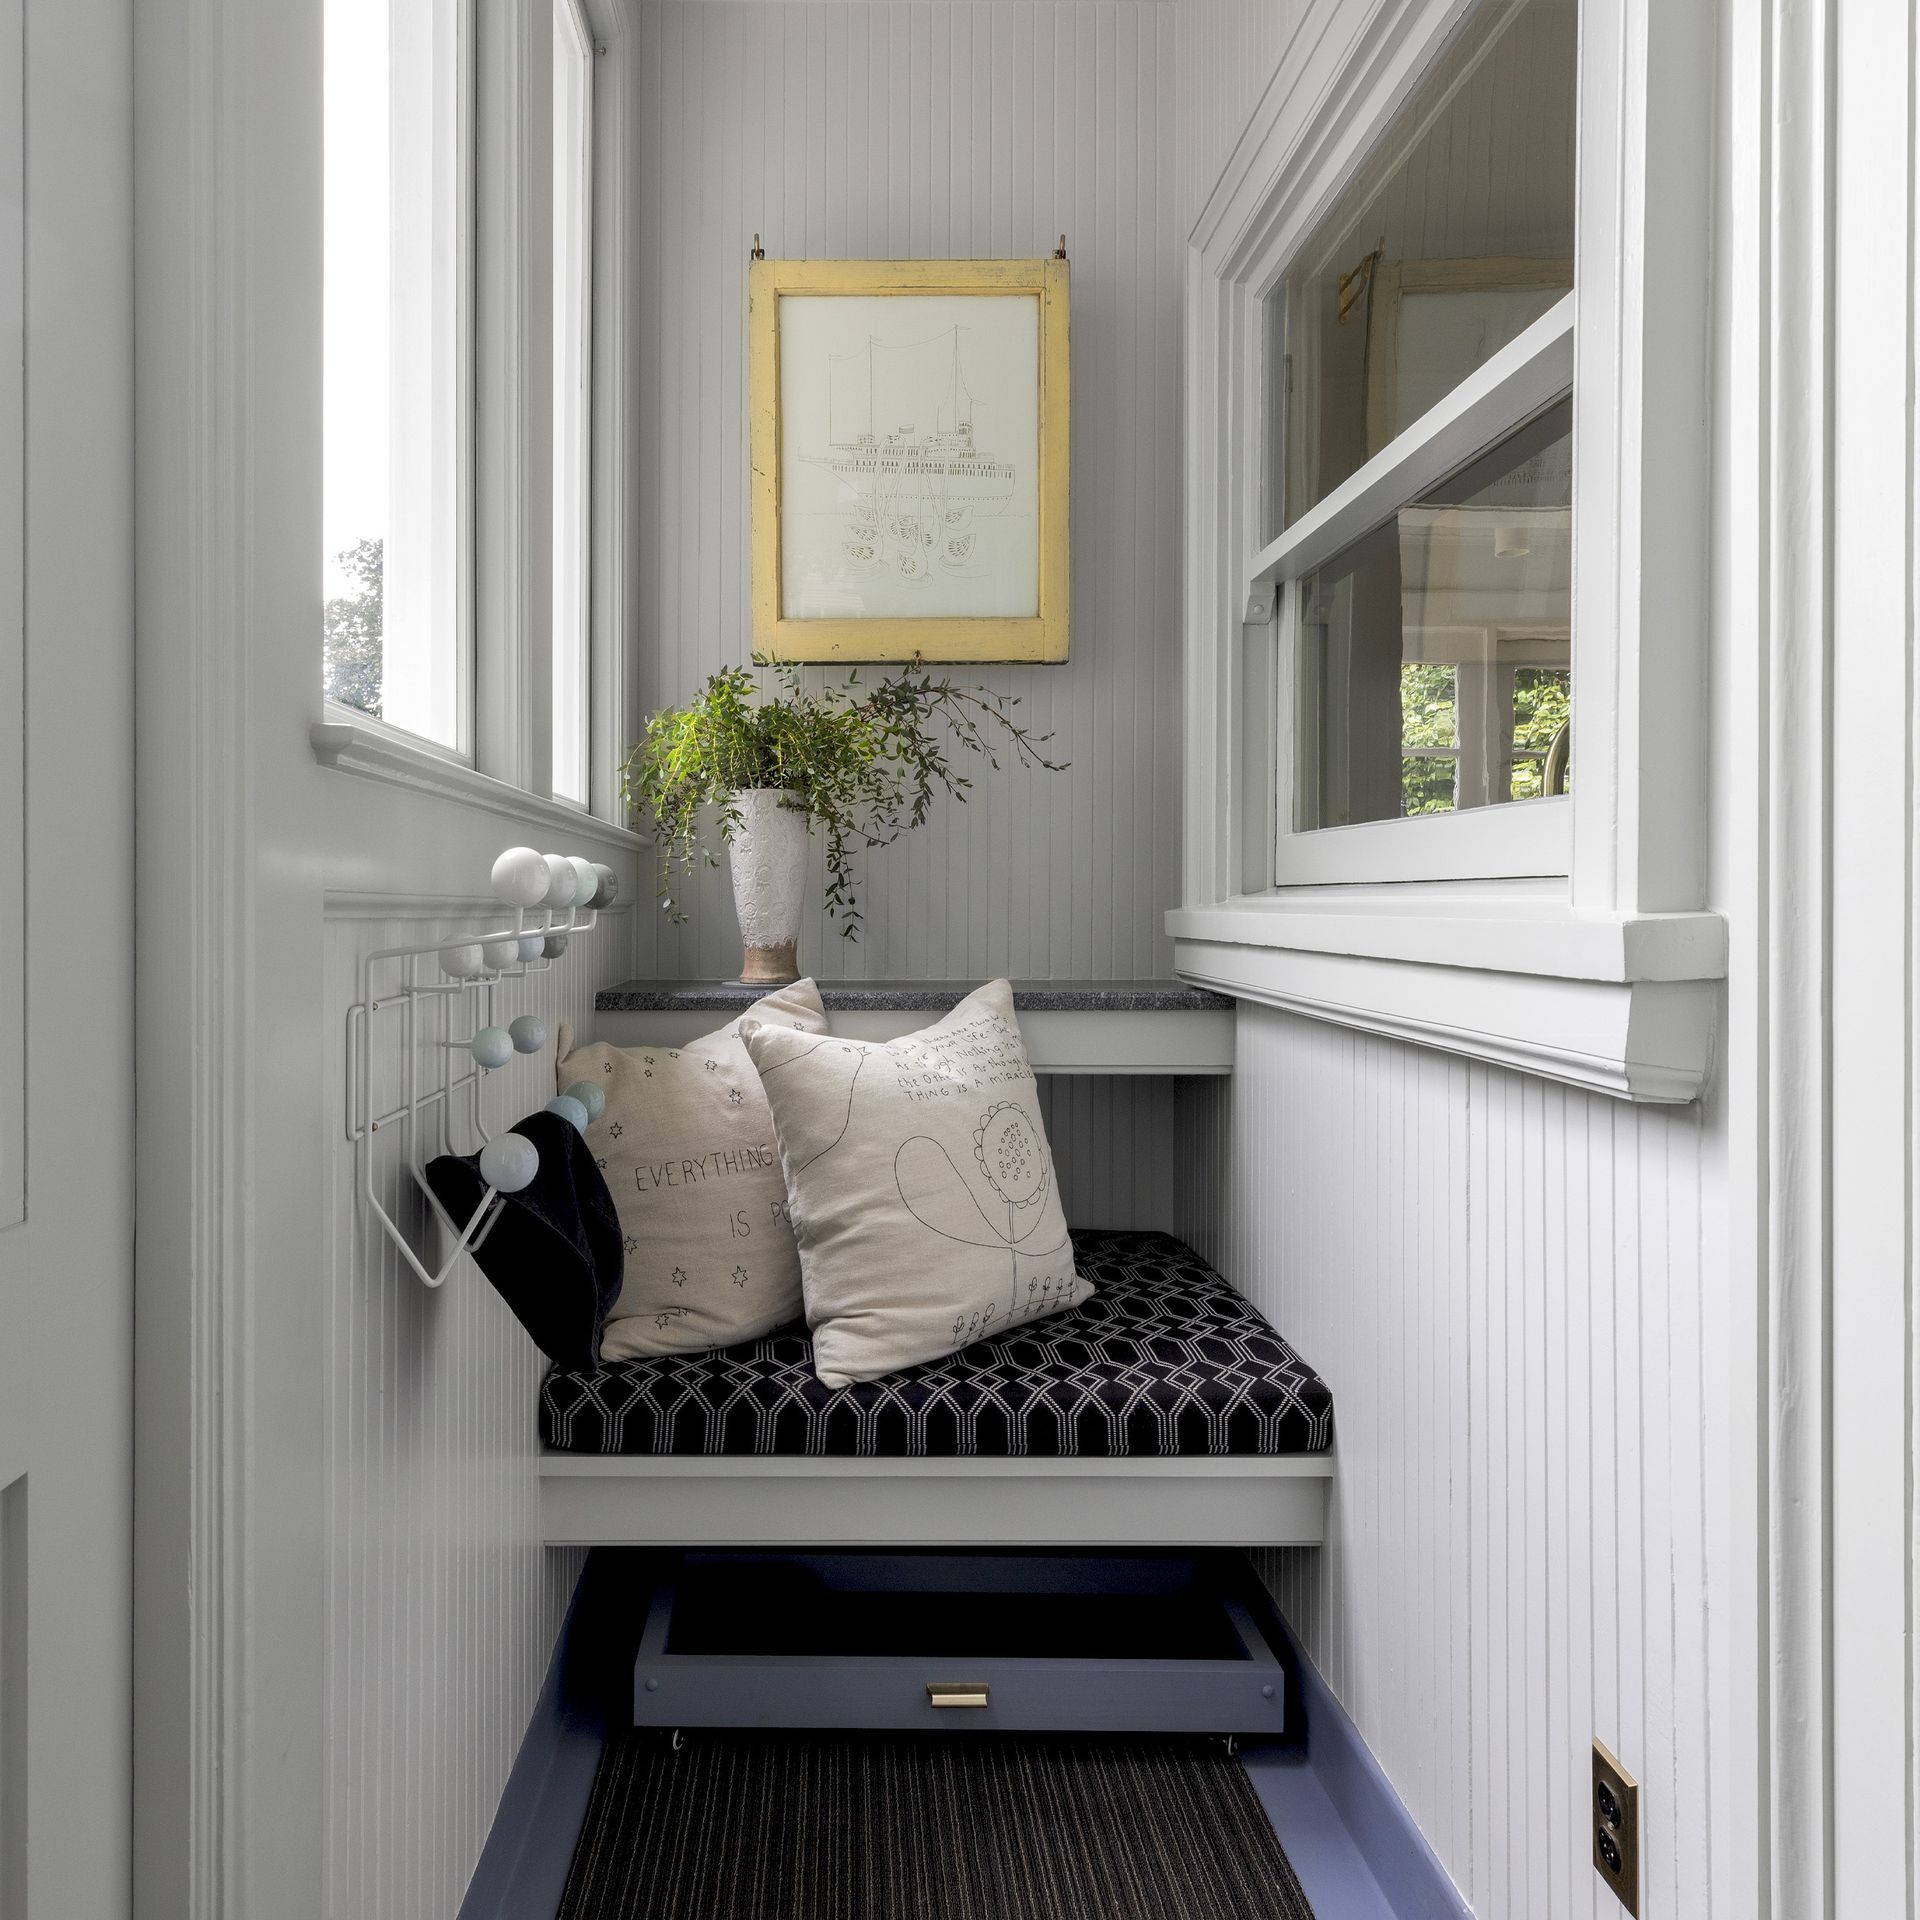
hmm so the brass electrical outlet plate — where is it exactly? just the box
[1592,1740,1640,1915]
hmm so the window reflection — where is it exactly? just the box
[1296,398,1571,827]
[1265,0,1576,539]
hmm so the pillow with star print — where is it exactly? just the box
[554,979,828,1358]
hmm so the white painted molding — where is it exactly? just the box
[311,717,646,853]
[541,1453,1334,1479]
[1174,936,1716,1103]
[0,0,22,1242]
[582,0,636,826]
[539,1451,1335,1548]
[1738,0,1839,1907]
[1167,892,1727,983]
[1818,0,1920,1908]
[1565,0,1715,914]
[1190,0,1463,265]
[473,0,543,790]
[1271,792,1573,888]
[135,0,287,1907]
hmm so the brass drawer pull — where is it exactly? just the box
[926,1682,990,1709]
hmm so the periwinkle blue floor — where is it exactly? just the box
[460,1554,1471,1920]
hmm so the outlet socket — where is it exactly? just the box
[1592,1740,1640,1915]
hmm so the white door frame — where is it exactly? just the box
[1,0,136,1912]
[133,0,331,1908]
[1722,0,1920,1914]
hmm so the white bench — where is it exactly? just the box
[539,1451,1334,1548]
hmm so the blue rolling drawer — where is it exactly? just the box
[630,1549,1296,1739]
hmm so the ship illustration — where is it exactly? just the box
[803,325,1016,581]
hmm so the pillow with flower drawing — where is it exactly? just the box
[740,979,1090,1388]
[554,978,829,1359]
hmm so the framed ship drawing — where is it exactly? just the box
[748,256,1070,662]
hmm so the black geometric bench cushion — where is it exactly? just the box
[539,1229,1334,1459]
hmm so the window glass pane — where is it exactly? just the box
[1294,397,1570,829]
[1264,0,1575,539]
[324,0,466,748]
[550,0,593,804]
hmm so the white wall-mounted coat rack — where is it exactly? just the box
[346,847,616,1288]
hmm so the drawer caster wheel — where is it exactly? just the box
[1218,1734,1240,1759]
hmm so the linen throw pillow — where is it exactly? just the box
[740,979,1089,1388]
[555,979,829,1358]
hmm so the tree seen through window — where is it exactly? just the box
[323,536,383,719]
[1398,660,1569,815]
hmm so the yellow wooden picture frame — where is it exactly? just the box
[748,256,1070,662]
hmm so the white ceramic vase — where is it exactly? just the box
[727,788,809,985]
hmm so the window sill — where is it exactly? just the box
[1166,889,1725,1103]
[310,717,646,855]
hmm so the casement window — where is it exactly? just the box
[549,0,595,808]
[1174,0,1722,1101]
[321,0,614,818]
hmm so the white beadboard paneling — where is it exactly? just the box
[1177,0,1572,247]
[1176,8,1727,1912]
[1176,0,1308,232]
[627,0,1181,985]
[1037,1075,1187,1229]
[322,905,631,1919]
[1176,1005,1716,1919]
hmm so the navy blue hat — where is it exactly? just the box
[425,1110,623,1368]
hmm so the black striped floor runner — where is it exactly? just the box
[558,1732,1316,1920]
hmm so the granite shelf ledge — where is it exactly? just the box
[591,979,1236,1076]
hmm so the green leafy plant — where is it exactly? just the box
[621,660,1067,939]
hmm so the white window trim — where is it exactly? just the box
[1256,297,1574,885]
[309,715,642,854]
[386,0,476,756]
[582,4,631,826]
[320,0,476,767]
[317,0,632,830]
[549,0,594,809]
[1174,0,1723,1101]
[1247,295,1574,596]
